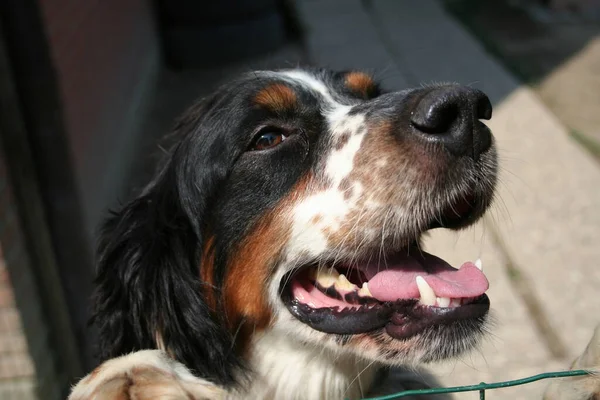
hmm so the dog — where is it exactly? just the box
[544,324,600,400]
[69,68,498,399]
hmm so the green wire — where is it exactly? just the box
[357,369,592,400]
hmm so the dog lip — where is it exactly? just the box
[283,298,394,335]
[281,286,489,337]
[385,294,489,339]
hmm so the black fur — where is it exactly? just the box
[92,94,245,385]
[91,71,331,385]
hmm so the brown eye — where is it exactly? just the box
[250,129,287,151]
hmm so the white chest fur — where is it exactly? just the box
[231,332,378,400]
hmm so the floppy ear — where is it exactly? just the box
[92,99,243,386]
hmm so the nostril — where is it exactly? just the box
[410,88,492,134]
[410,95,460,134]
[408,86,493,159]
[476,96,493,120]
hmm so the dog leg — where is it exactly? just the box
[69,350,225,400]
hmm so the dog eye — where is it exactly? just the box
[250,128,287,151]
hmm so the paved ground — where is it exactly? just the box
[447,0,600,155]
[539,36,600,150]
[127,1,600,398]
[0,247,37,399]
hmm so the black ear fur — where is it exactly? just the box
[92,99,243,386]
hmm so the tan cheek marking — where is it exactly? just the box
[254,83,297,112]
[345,72,376,98]
[223,212,287,332]
[223,176,312,347]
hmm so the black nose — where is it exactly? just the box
[410,86,492,159]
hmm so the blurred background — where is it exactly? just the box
[0,0,599,399]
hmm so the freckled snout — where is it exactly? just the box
[410,86,493,160]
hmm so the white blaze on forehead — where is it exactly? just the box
[279,69,368,185]
[276,69,370,263]
[279,70,343,109]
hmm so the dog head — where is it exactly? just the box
[93,68,497,385]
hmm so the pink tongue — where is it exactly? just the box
[365,252,488,301]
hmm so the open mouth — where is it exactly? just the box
[280,249,489,339]
[280,195,491,339]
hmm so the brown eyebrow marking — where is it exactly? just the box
[254,83,297,111]
[344,72,376,98]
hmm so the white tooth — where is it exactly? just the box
[416,276,436,306]
[475,259,483,271]
[358,282,373,297]
[334,274,358,291]
[315,267,339,287]
[450,298,461,307]
[437,297,451,307]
